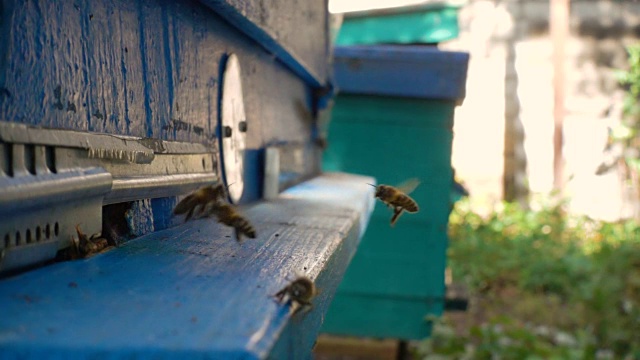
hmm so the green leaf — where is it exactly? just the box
[611,124,634,140]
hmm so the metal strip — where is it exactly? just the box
[0,121,212,163]
[0,168,113,214]
[0,168,112,273]
[107,173,218,205]
[0,121,220,273]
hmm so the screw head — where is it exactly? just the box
[223,125,233,138]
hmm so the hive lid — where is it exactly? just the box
[333,45,469,101]
[332,1,466,46]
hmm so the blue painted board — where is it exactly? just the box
[0,173,375,360]
[0,0,327,235]
[333,45,469,101]
[199,0,330,88]
[0,0,315,146]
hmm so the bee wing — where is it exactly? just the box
[395,178,421,195]
[173,194,196,215]
[184,206,197,222]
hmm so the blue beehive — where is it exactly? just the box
[0,1,376,358]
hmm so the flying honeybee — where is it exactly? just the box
[174,183,255,241]
[173,184,228,221]
[207,203,256,242]
[274,275,317,314]
[368,178,420,226]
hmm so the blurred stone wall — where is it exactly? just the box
[442,0,640,219]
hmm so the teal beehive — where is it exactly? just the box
[322,45,469,339]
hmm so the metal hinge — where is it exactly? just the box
[0,121,218,274]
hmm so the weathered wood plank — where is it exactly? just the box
[0,0,315,147]
[333,46,469,101]
[0,172,375,360]
[0,0,322,216]
[199,0,330,88]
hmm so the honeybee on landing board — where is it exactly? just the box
[70,225,109,258]
[207,203,256,242]
[173,184,228,221]
[274,275,317,314]
[368,178,420,226]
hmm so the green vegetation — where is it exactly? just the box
[416,44,640,359]
[417,198,640,359]
[600,44,640,191]
[613,44,640,158]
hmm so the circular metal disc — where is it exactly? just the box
[220,54,246,203]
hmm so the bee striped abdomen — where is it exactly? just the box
[372,183,421,226]
[208,203,257,241]
[230,216,257,239]
[394,195,419,213]
[173,184,256,242]
[173,184,227,222]
[173,194,197,215]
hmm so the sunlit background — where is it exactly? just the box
[318,1,640,358]
[330,0,640,221]
[328,0,458,13]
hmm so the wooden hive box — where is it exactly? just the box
[0,1,375,358]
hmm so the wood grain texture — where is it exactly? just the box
[0,172,375,360]
[0,0,315,147]
[199,0,330,88]
[333,46,469,101]
[0,0,324,232]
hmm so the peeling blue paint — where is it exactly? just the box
[0,0,320,145]
[0,0,337,357]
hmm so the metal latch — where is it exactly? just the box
[0,121,218,273]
